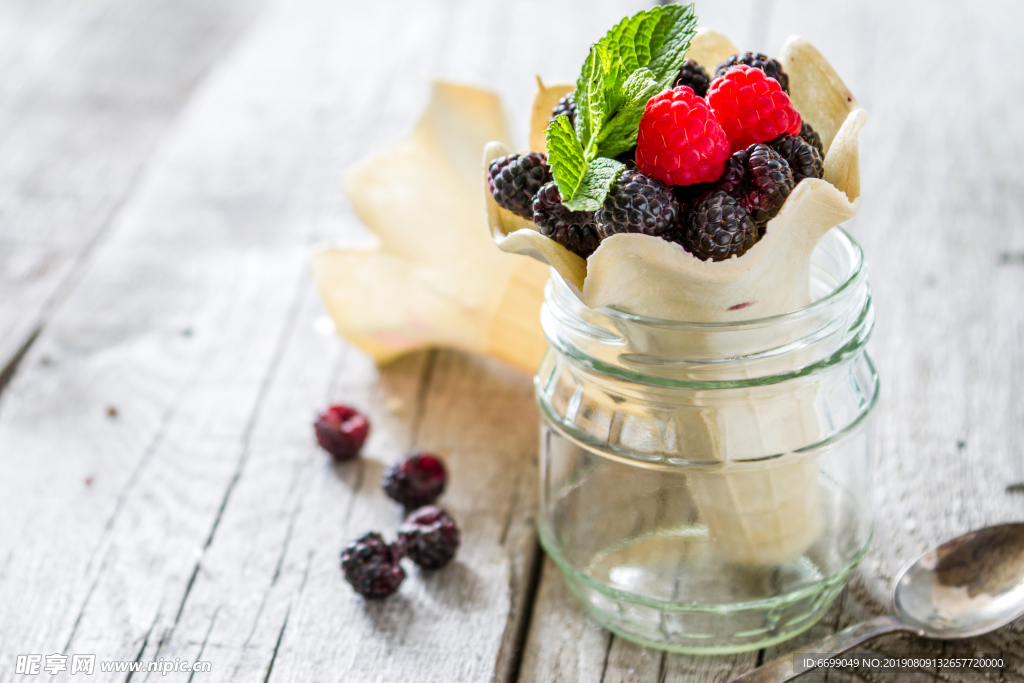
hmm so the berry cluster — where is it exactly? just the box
[313,405,460,599]
[487,52,825,262]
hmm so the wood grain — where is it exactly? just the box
[0,0,1021,681]
[0,0,259,380]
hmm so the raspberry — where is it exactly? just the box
[382,452,447,509]
[715,52,790,93]
[680,190,758,261]
[398,506,460,570]
[675,59,711,97]
[549,94,577,129]
[636,86,730,186]
[533,183,601,257]
[717,144,795,228]
[799,121,824,156]
[488,153,551,219]
[707,65,802,153]
[595,170,682,240]
[340,532,404,598]
[314,405,369,461]
[768,134,823,185]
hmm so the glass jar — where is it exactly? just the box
[536,228,877,654]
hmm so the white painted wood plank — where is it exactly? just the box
[0,0,260,373]
[518,1,1024,680]
[753,1,1024,680]
[0,0,644,680]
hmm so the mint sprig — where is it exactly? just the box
[545,4,696,210]
[547,114,625,212]
[602,4,698,91]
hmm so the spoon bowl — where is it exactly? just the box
[894,523,1024,639]
[733,522,1024,682]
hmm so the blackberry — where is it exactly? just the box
[595,170,682,241]
[715,52,789,93]
[743,144,795,226]
[398,506,460,570]
[799,121,824,156]
[314,405,369,461]
[382,453,447,510]
[680,190,758,261]
[533,183,601,257]
[673,182,715,213]
[488,153,551,219]
[715,144,794,228]
[340,532,404,598]
[768,134,823,185]
[549,94,577,128]
[675,59,711,97]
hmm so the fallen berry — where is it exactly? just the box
[314,404,369,461]
[398,506,460,570]
[382,453,447,509]
[341,532,404,598]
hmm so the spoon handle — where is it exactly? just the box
[730,615,910,683]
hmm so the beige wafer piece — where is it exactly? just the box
[312,81,549,372]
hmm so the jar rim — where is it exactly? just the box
[552,227,865,330]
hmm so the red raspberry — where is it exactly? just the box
[707,65,802,153]
[636,86,730,186]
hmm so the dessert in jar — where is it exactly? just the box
[485,4,875,652]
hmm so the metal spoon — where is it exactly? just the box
[733,522,1024,682]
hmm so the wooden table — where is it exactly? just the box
[1,0,1021,680]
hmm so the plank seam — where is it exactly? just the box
[502,536,544,683]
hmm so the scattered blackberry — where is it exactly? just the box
[595,170,682,241]
[382,453,447,510]
[715,52,789,93]
[799,121,824,156]
[488,153,551,219]
[314,405,369,461]
[680,190,758,261]
[675,59,711,97]
[533,183,601,257]
[768,134,823,185]
[398,506,460,570]
[715,144,795,228]
[549,94,577,128]
[341,532,405,598]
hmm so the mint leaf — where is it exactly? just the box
[546,114,588,201]
[574,43,617,158]
[602,9,662,74]
[596,67,660,158]
[600,4,697,92]
[546,115,625,211]
[562,157,625,212]
[646,4,697,90]
[543,5,698,212]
